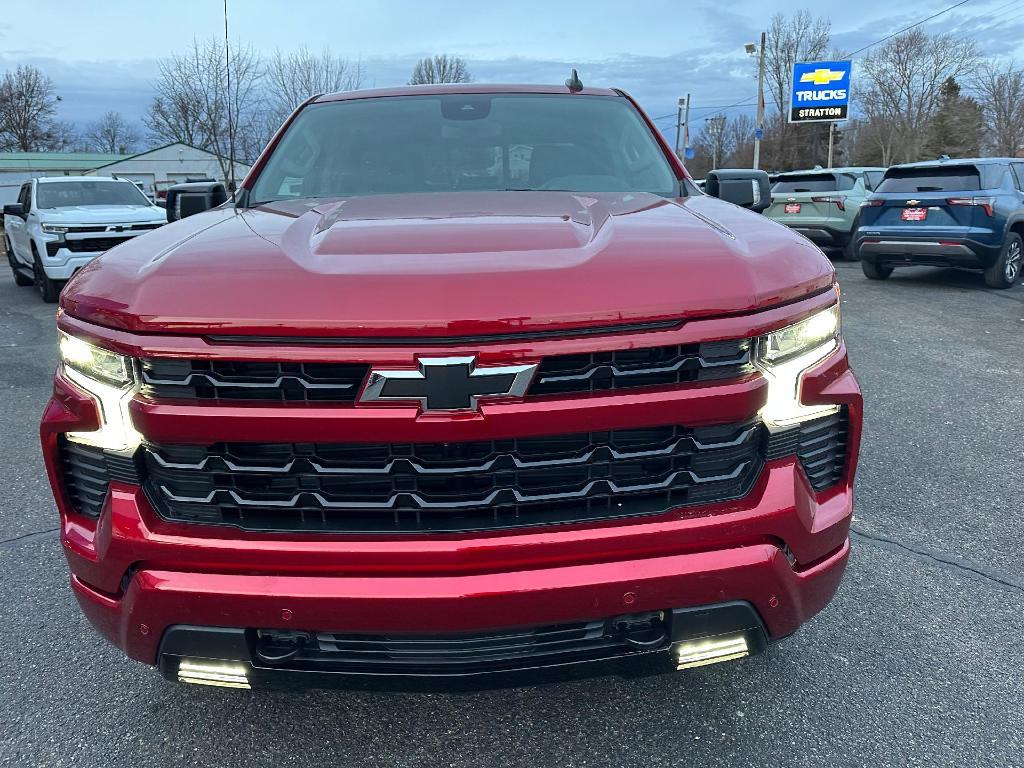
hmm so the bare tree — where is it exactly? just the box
[761,11,831,170]
[764,12,831,115]
[0,65,60,151]
[856,92,901,166]
[145,38,264,181]
[85,111,141,154]
[266,47,363,125]
[725,114,756,167]
[860,29,977,163]
[44,120,79,152]
[685,115,733,178]
[972,59,1024,156]
[408,55,472,85]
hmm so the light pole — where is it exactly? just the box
[746,32,766,170]
[223,0,235,194]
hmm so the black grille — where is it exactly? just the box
[255,612,668,674]
[144,421,764,533]
[765,410,849,491]
[58,438,140,518]
[138,339,752,403]
[527,339,753,397]
[63,236,133,253]
[139,359,372,402]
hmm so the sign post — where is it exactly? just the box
[789,60,852,124]
[753,31,766,169]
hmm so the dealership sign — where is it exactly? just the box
[789,60,851,123]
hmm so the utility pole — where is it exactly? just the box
[682,93,691,165]
[753,31,766,170]
[223,0,235,194]
[827,122,835,168]
[674,97,685,158]
[707,115,726,169]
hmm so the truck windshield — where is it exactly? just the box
[36,181,151,208]
[249,93,679,203]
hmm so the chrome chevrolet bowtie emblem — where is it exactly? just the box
[360,356,537,412]
[906,199,920,206]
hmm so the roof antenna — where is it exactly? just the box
[565,68,583,93]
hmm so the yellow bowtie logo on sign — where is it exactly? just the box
[800,69,845,86]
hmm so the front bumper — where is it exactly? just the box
[64,473,851,670]
[42,295,861,687]
[39,251,101,280]
[153,601,778,691]
[40,231,155,279]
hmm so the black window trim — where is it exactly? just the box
[1010,163,1024,192]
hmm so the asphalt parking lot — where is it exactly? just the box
[1,254,1023,768]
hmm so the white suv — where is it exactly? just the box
[3,176,166,302]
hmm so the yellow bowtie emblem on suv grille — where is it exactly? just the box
[800,69,845,86]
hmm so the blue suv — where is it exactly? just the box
[853,158,1024,288]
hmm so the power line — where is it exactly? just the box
[681,0,982,125]
[847,0,973,56]
[950,0,1024,40]
[651,100,762,121]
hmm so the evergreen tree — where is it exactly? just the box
[923,78,983,160]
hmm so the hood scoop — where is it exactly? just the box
[295,192,612,264]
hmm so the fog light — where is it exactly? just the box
[177,659,251,689]
[673,633,749,670]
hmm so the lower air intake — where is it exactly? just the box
[765,409,849,491]
[254,611,670,674]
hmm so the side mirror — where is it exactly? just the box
[704,169,772,213]
[165,182,228,222]
[3,203,25,219]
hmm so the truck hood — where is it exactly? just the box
[40,205,165,226]
[61,191,834,337]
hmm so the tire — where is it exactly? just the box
[32,246,61,303]
[5,238,32,286]
[862,260,893,280]
[841,217,861,261]
[841,238,858,261]
[983,233,1023,289]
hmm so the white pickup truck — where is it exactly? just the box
[3,176,166,302]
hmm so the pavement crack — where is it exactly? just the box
[0,527,59,550]
[851,526,1024,594]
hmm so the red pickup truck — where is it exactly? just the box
[42,83,861,690]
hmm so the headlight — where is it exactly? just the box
[59,332,141,452]
[59,333,131,386]
[754,303,841,428]
[41,224,69,235]
[759,304,840,365]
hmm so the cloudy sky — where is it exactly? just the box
[2,0,1023,140]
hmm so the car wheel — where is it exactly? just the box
[984,233,1023,289]
[32,247,61,303]
[861,260,893,280]
[841,218,861,261]
[842,238,858,261]
[5,238,32,286]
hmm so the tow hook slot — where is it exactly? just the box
[610,610,669,649]
[253,630,312,665]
